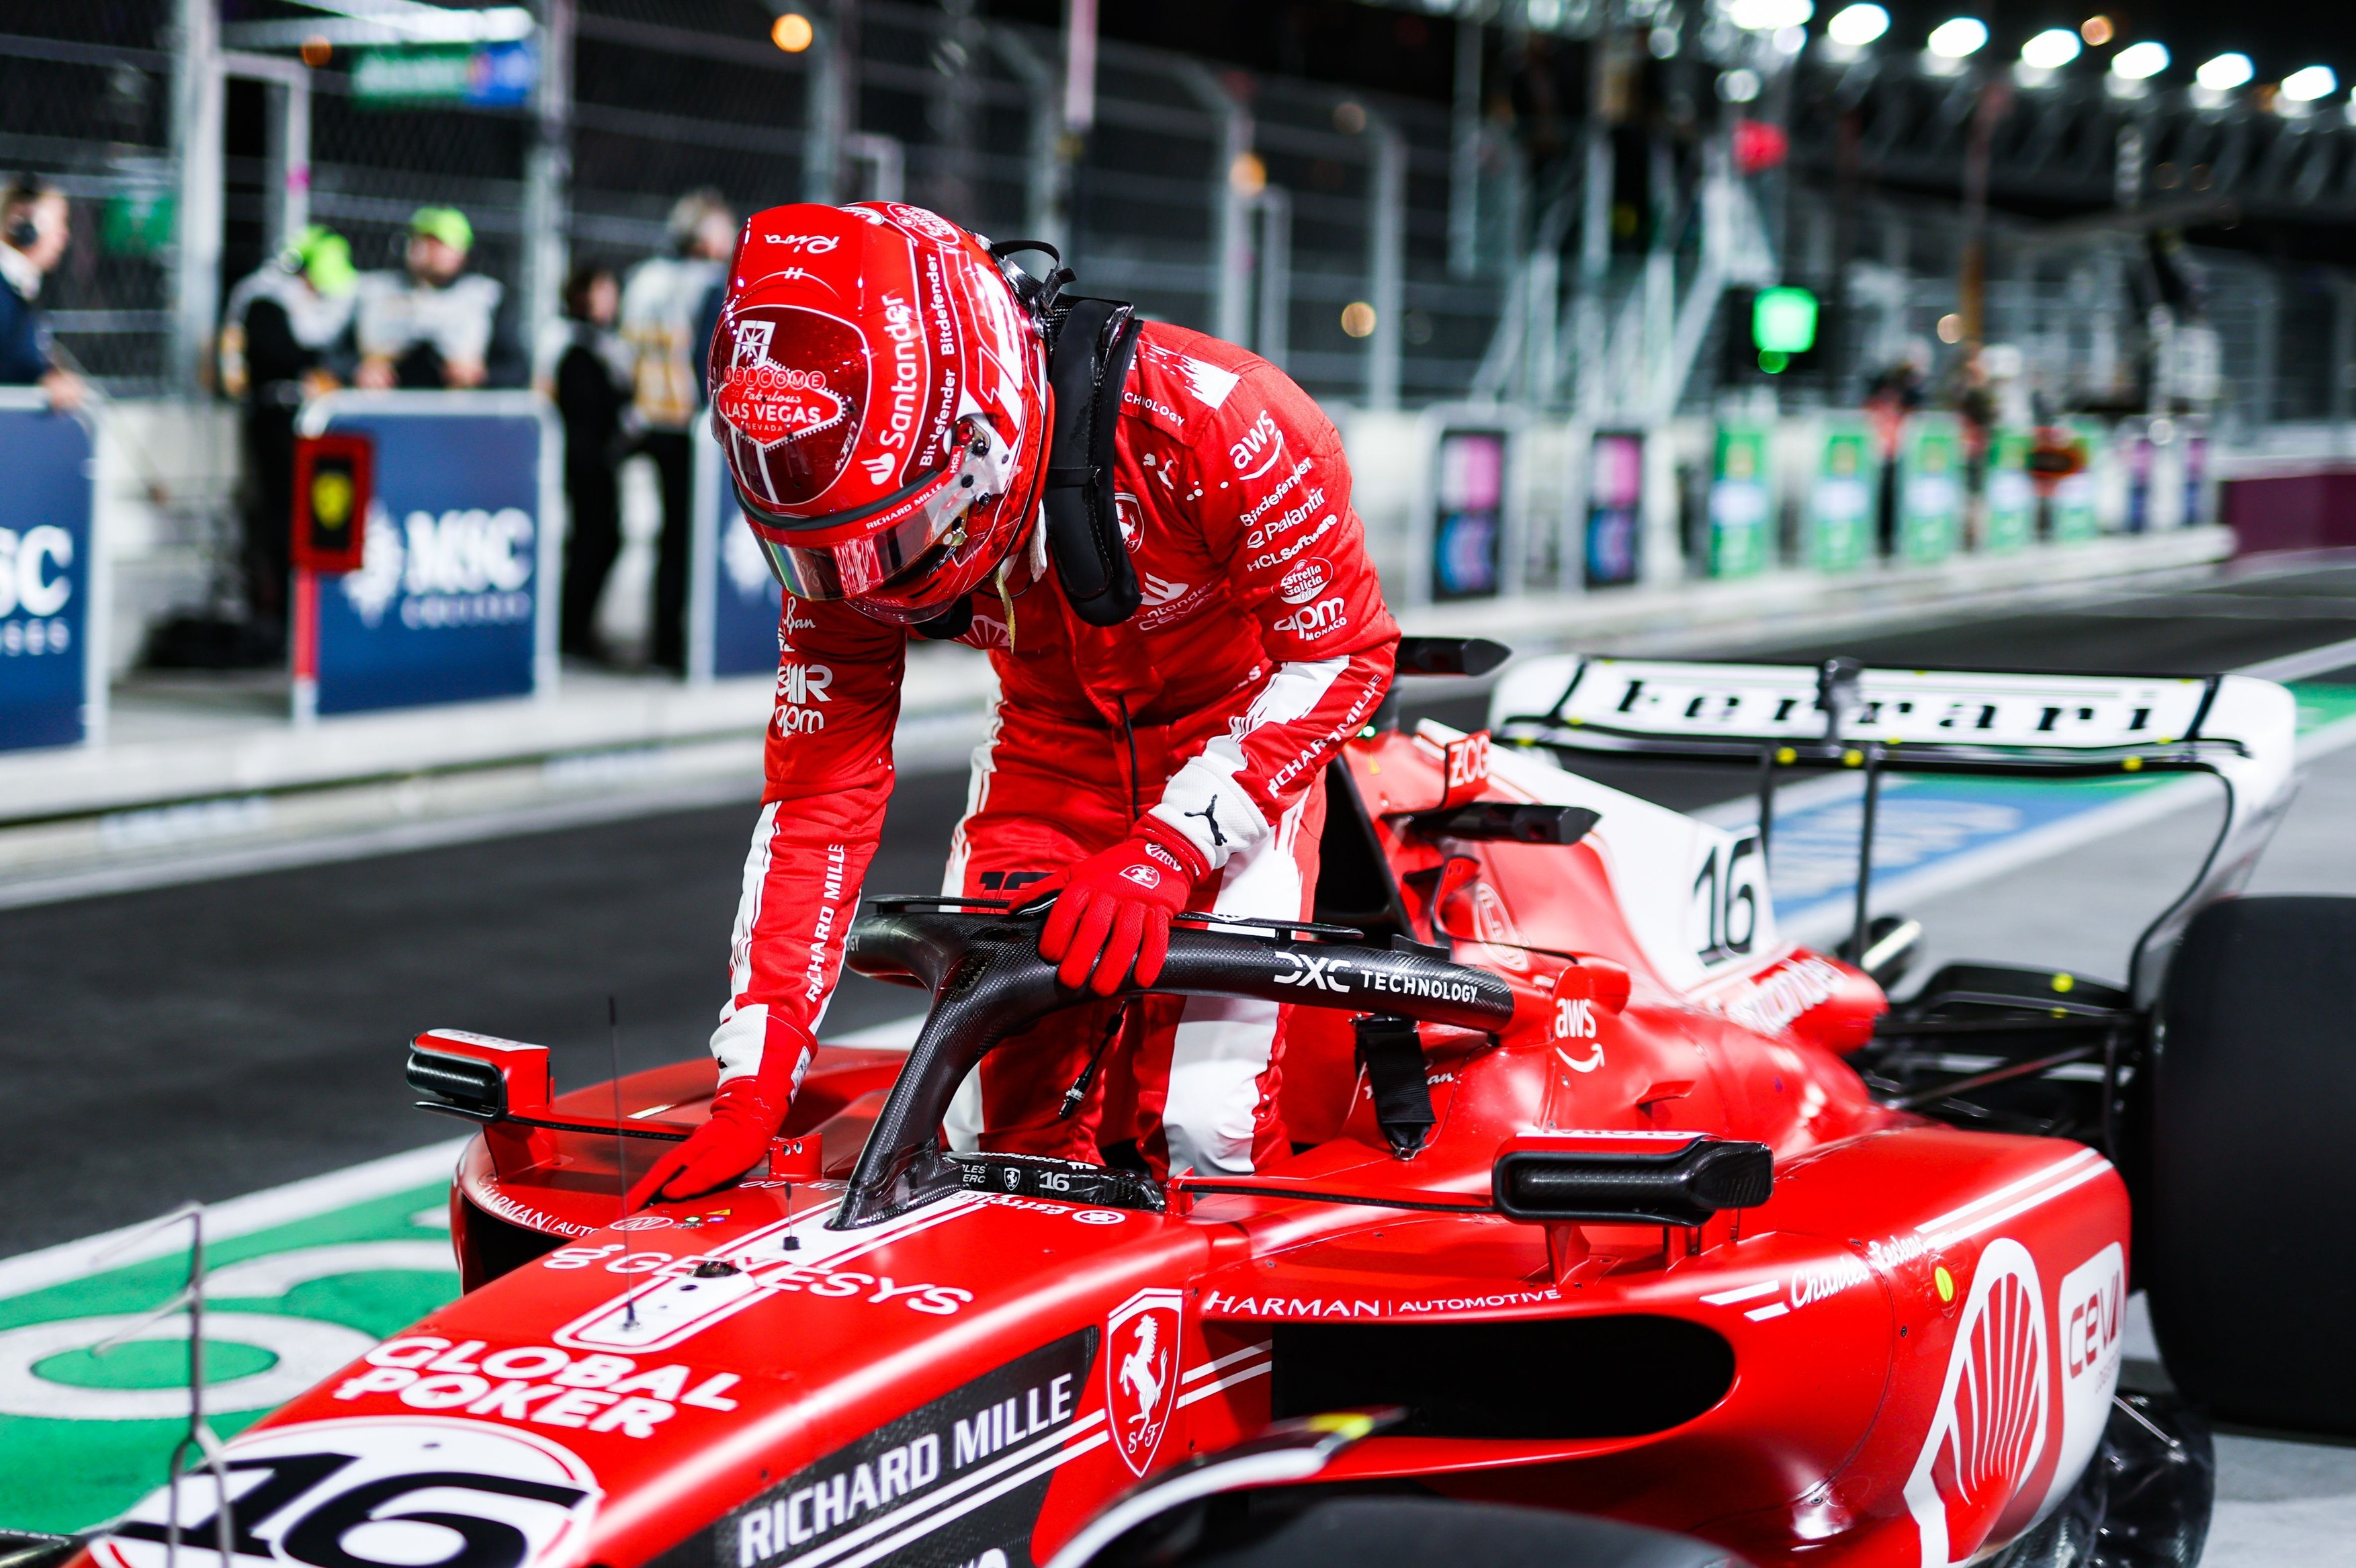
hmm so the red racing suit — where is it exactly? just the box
[714,322,1398,1175]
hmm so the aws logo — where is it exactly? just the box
[1229,410,1284,480]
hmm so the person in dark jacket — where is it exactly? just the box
[0,175,85,410]
[536,264,633,660]
[220,226,358,654]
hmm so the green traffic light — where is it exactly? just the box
[1759,349,1790,374]
[1752,287,1819,355]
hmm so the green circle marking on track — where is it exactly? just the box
[0,1179,464,1536]
[33,1340,279,1389]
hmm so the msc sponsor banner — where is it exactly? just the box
[719,1327,1098,1568]
[298,392,559,717]
[690,421,785,681]
[0,394,99,751]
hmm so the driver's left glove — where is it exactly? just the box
[624,1021,811,1211]
[1037,822,1211,995]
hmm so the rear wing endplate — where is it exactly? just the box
[1490,655,2299,1006]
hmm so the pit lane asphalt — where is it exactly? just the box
[5,560,2355,1258]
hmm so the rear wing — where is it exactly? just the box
[1489,655,2298,1006]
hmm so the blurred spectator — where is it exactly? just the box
[537,264,632,661]
[621,188,734,674]
[354,206,525,391]
[1865,345,1929,556]
[220,225,359,658]
[0,175,85,412]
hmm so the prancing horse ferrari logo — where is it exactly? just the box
[1105,1288,1183,1476]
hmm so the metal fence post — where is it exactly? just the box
[1254,187,1291,371]
[1176,62,1254,347]
[522,0,575,351]
[1366,109,1405,411]
[1448,15,1481,279]
[992,28,1065,255]
[171,0,223,394]
[805,2,860,204]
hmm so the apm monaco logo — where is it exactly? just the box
[1104,1289,1182,1476]
[1903,1237,2050,1566]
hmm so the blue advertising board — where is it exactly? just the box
[689,421,783,682]
[0,393,99,751]
[296,392,558,718]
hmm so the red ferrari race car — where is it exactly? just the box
[67,640,2355,1568]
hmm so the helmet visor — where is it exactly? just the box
[738,419,1001,601]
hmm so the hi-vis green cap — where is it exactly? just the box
[408,205,473,253]
[288,224,356,296]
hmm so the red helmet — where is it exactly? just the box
[708,202,1049,625]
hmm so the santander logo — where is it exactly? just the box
[1904,1237,2051,1565]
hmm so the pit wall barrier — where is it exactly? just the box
[1340,405,2218,607]
[0,391,104,752]
[688,420,785,683]
[291,391,562,722]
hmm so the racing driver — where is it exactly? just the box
[625,200,1397,1209]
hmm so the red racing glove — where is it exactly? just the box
[1037,822,1212,995]
[624,1024,810,1211]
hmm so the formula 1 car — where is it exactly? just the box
[77,640,2348,1568]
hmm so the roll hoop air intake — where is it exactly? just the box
[834,903,1515,1229]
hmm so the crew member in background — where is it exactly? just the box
[625,202,1398,1208]
[619,188,735,673]
[353,207,523,392]
[0,175,85,412]
[220,226,358,659]
[535,263,633,662]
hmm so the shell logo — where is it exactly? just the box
[1902,1237,2050,1566]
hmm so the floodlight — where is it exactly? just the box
[1927,17,1989,59]
[1826,3,1888,45]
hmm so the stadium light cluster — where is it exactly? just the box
[1793,5,2340,121]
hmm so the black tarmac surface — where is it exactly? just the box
[6,561,2354,1255]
